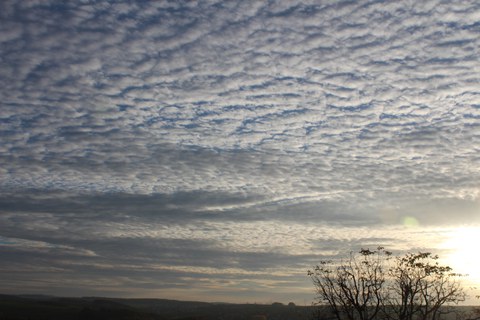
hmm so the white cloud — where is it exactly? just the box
[1,0,480,301]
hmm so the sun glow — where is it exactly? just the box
[442,227,480,285]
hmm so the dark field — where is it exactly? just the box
[0,294,315,320]
[1,294,476,320]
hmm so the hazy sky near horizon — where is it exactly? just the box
[1,0,480,303]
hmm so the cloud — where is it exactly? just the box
[1,0,480,302]
[0,236,96,257]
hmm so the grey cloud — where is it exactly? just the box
[0,189,264,222]
[1,0,480,301]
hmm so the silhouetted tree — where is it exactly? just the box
[309,247,465,320]
[308,247,390,320]
[386,252,465,320]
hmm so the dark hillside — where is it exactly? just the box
[2,294,472,320]
[0,295,163,320]
[0,295,315,320]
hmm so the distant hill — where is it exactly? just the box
[0,294,314,320]
[112,298,314,320]
[0,294,162,320]
[0,294,475,320]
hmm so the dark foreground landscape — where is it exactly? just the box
[0,294,317,320]
[1,294,477,320]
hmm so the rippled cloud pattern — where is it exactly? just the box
[1,0,479,302]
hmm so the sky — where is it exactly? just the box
[1,0,480,304]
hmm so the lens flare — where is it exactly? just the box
[402,216,419,227]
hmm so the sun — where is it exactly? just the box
[441,227,480,284]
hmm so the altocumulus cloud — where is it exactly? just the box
[1,0,480,303]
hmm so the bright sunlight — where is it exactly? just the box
[442,226,480,285]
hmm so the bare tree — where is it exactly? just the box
[309,248,466,320]
[386,252,465,320]
[308,247,391,320]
